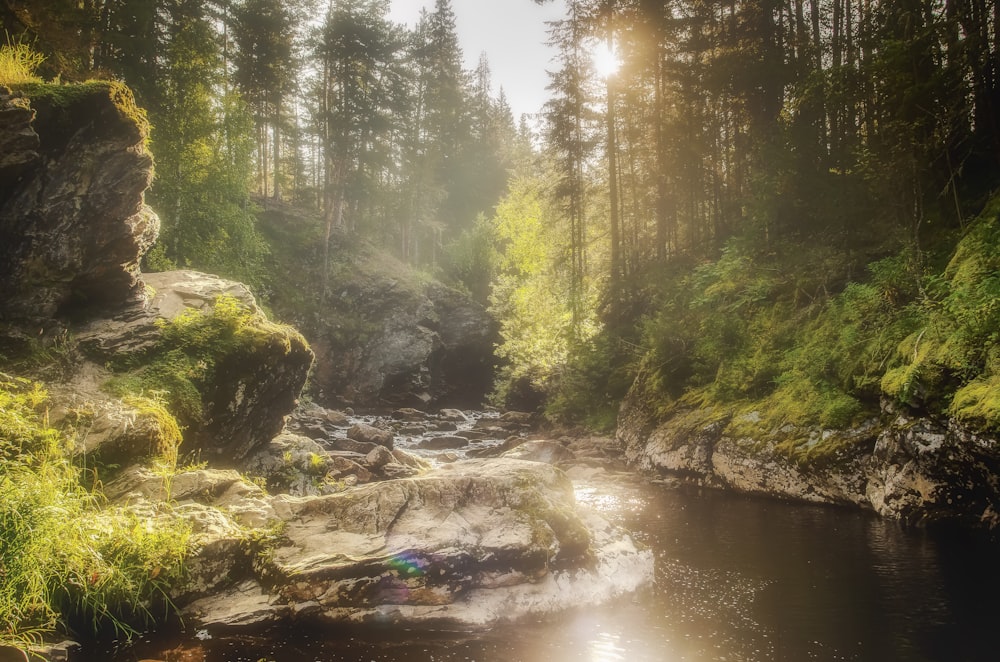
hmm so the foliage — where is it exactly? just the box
[881,199,1000,430]
[630,190,1000,461]
[0,376,189,647]
[488,177,576,409]
[0,35,45,84]
[439,213,498,303]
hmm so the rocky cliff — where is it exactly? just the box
[0,83,158,324]
[259,201,498,411]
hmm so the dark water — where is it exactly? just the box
[102,478,1000,662]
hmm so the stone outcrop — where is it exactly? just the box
[326,279,495,409]
[618,380,1000,529]
[74,270,313,463]
[175,458,652,630]
[266,227,497,409]
[0,82,312,467]
[0,83,158,322]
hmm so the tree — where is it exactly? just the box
[231,0,297,199]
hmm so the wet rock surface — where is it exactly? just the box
[618,381,1000,529]
[129,404,653,632]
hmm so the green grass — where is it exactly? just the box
[0,36,44,85]
[0,376,189,648]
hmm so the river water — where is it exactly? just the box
[104,463,1000,662]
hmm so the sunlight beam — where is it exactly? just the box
[592,41,621,79]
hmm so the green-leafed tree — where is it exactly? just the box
[230,0,298,200]
[145,0,266,288]
[313,0,406,274]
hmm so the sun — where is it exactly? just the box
[592,41,621,79]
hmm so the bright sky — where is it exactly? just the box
[388,0,567,118]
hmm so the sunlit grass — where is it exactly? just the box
[0,376,189,649]
[0,36,45,85]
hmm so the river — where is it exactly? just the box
[101,459,1000,662]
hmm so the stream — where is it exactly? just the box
[99,412,1000,662]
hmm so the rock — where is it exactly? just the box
[364,445,395,470]
[379,462,420,480]
[185,580,290,629]
[274,239,498,410]
[45,366,179,469]
[501,440,576,465]
[103,465,268,506]
[287,402,350,432]
[329,456,374,484]
[499,411,533,425]
[347,422,394,449]
[391,448,432,471]
[324,409,351,427]
[866,415,1000,527]
[103,467,277,601]
[466,436,526,458]
[186,459,652,630]
[416,435,469,450]
[617,374,1000,529]
[75,270,314,463]
[169,502,248,601]
[439,408,469,422]
[392,407,427,421]
[242,433,339,496]
[328,437,381,455]
[397,423,428,435]
[0,87,39,184]
[0,83,157,322]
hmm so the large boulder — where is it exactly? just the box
[0,83,158,323]
[74,270,314,463]
[183,459,652,629]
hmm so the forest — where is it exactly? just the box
[4,0,1000,430]
[4,0,1000,654]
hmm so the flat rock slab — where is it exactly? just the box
[184,458,652,630]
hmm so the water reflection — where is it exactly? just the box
[102,480,1000,662]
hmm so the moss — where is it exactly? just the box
[10,80,150,157]
[122,395,182,468]
[949,374,1000,432]
[104,295,309,436]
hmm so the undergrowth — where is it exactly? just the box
[0,35,44,85]
[0,375,189,648]
[633,192,1000,461]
